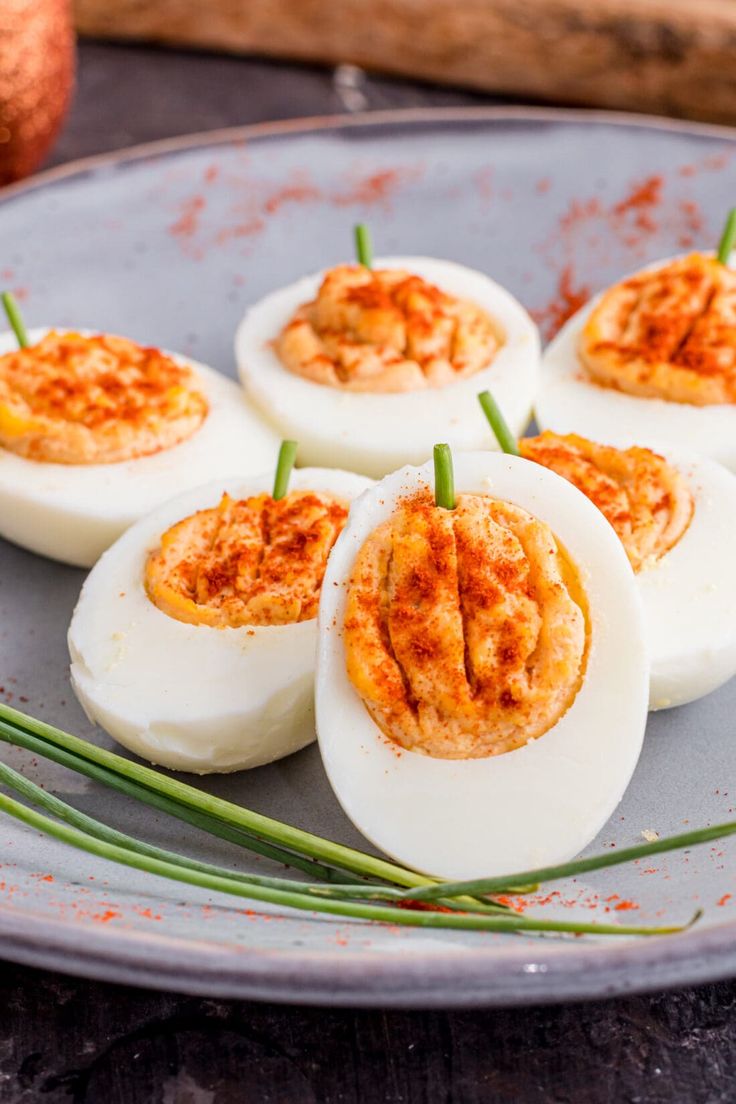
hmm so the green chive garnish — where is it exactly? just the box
[0,759,505,913]
[0,715,350,884]
[354,223,373,268]
[0,700,717,937]
[717,208,736,265]
[272,439,298,501]
[0,789,690,935]
[1,291,29,348]
[0,701,437,891]
[433,443,456,510]
[478,390,520,456]
[401,818,736,903]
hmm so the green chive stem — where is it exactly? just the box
[0,715,503,911]
[717,208,736,265]
[0,702,730,933]
[403,820,736,902]
[433,443,456,510]
[0,758,508,914]
[0,759,334,895]
[478,390,520,456]
[0,790,690,936]
[272,439,298,501]
[1,291,29,348]
[354,223,373,268]
[0,716,376,886]
[0,703,439,891]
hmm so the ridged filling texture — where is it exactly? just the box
[344,490,589,759]
[0,331,208,464]
[277,264,503,393]
[579,254,736,405]
[520,432,693,572]
[145,489,348,627]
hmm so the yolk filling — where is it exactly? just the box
[145,489,349,627]
[579,253,736,405]
[0,331,208,464]
[277,264,504,393]
[344,490,589,759]
[520,432,693,572]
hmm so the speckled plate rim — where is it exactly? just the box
[2,105,736,1006]
[4,104,736,204]
[2,904,735,1007]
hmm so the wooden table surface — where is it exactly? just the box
[2,41,736,1104]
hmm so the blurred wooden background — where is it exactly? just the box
[74,0,736,124]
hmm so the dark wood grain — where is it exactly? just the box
[2,963,736,1102]
[73,0,736,124]
[1,41,735,1104]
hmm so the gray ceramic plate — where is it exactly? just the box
[1,108,735,1007]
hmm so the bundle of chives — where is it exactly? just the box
[0,701,723,936]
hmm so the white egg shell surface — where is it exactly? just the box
[236,258,540,478]
[624,444,736,711]
[536,257,736,472]
[68,467,372,774]
[316,451,649,881]
[0,328,280,568]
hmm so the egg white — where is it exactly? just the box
[316,452,649,880]
[235,258,540,478]
[536,257,736,472]
[624,445,736,710]
[68,467,372,774]
[0,328,280,568]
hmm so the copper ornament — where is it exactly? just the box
[0,0,75,185]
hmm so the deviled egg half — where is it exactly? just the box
[69,449,371,773]
[537,247,736,470]
[515,430,736,710]
[479,389,736,710]
[236,234,539,478]
[0,318,279,566]
[316,450,649,880]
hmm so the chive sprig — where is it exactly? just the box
[272,439,298,500]
[0,786,684,935]
[1,290,29,348]
[402,815,736,902]
[0,699,725,939]
[478,390,520,456]
[354,223,373,268]
[433,443,456,509]
[0,702,706,936]
[0,703,439,890]
[717,208,736,265]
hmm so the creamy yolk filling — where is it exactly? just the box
[344,490,588,759]
[0,331,208,464]
[520,432,693,573]
[579,253,736,405]
[277,265,503,393]
[145,489,349,628]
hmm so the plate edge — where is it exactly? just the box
[2,105,735,205]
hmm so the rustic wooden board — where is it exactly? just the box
[74,0,736,123]
[3,961,736,1103]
